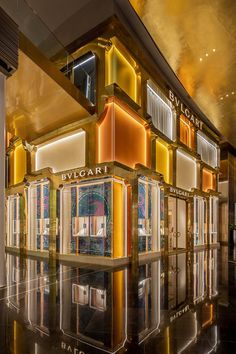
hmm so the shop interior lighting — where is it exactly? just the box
[73,55,95,70]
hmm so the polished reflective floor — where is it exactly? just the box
[0,247,236,353]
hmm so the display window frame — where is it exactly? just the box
[176,149,198,191]
[209,196,218,245]
[6,194,21,248]
[25,179,51,252]
[138,177,162,254]
[193,196,208,247]
[60,177,128,258]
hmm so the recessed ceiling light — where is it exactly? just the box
[226,94,229,97]
[200,57,203,61]
[232,92,235,95]
[220,97,223,100]
[206,53,209,57]
[213,48,216,52]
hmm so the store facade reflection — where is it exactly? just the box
[2,250,219,354]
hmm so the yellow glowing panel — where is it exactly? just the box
[14,144,27,184]
[113,182,124,258]
[9,151,14,186]
[113,270,125,345]
[156,140,169,183]
[97,98,150,169]
[106,46,137,102]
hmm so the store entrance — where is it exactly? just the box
[168,197,187,251]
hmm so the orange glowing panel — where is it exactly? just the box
[202,168,216,192]
[180,114,195,149]
[97,97,151,169]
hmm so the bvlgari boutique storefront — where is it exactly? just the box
[5,35,220,264]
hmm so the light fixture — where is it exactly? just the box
[232,92,235,95]
[226,94,229,97]
[205,53,209,57]
[199,57,203,62]
[220,97,223,100]
[213,48,216,52]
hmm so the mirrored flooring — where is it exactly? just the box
[0,246,235,354]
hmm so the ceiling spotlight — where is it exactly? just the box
[220,97,223,100]
[226,94,229,97]
[206,53,209,57]
[213,48,216,52]
[232,91,235,95]
[200,57,203,61]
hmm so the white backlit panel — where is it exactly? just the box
[35,129,86,173]
[176,150,197,191]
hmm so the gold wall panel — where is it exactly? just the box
[6,51,91,141]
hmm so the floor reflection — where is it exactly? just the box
[1,248,234,353]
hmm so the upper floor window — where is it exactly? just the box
[62,51,96,104]
[197,132,218,168]
[147,80,175,140]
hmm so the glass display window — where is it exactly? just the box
[197,131,219,168]
[147,80,176,140]
[202,168,216,192]
[180,114,195,149]
[176,150,198,191]
[61,51,96,104]
[209,196,218,244]
[25,179,50,251]
[168,197,187,250]
[6,194,21,248]
[138,178,160,253]
[193,196,207,246]
[60,177,127,258]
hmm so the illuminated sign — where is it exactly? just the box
[169,186,190,198]
[170,304,190,322]
[61,165,108,181]
[169,90,203,130]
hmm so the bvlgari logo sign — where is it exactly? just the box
[169,90,203,130]
[61,165,108,181]
[169,186,189,198]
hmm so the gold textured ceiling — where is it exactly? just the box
[130,0,236,146]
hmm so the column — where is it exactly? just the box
[0,73,6,287]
